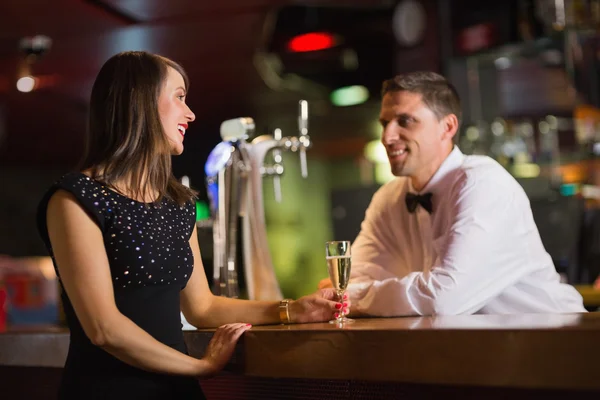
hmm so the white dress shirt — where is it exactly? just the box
[349,146,586,316]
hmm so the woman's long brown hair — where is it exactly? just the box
[80,51,195,206]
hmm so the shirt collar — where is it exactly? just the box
[412,146,465,195]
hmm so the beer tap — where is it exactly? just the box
[261,100,312,202]
[298,100,310,178]
[270,128,283,203]
[205,100,312,300]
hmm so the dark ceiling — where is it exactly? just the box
[0,0,412,168]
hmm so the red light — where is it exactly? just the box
[287,32,337,53]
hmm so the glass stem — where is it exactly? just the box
[337,290,344,319]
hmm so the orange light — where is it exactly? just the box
[287,32,336,52]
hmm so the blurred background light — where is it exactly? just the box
[330,85,369,106]
[287,32,337,53]
[16,76,36,93]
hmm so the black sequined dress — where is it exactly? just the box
[37,172,205,400]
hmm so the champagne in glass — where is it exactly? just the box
[326,256,351,294]
[325,241,353,324]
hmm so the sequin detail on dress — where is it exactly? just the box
[69,174,195,290]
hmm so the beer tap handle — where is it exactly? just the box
[220,117,255,142]
[272,128,283,203]
[298,100,309,178]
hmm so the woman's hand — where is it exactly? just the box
[288,289,351,323]
[200,323,252,377]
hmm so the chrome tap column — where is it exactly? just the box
[205,101,311,300]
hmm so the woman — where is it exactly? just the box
[37,51,348,399]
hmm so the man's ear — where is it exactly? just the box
[441,114,459,142]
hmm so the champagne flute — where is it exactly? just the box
[325,240,353,324]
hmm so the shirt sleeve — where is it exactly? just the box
[348,185,402,285]
[348,171,536,316]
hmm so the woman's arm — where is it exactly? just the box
[47,190,249,377]
[181,226,341,328]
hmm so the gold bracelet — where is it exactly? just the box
[279,299,292,324]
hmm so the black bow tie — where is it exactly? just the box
[405,192,433,214]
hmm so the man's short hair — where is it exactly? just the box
[381,71,462,128]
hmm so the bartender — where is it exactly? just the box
[320,71,586,316]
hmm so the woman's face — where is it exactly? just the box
[158,67,195,155]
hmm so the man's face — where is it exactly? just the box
[379,90,455,189]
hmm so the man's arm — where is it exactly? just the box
[348,174,536,317]
[318,184,401,290]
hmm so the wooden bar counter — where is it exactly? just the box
[1,313,600,399]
